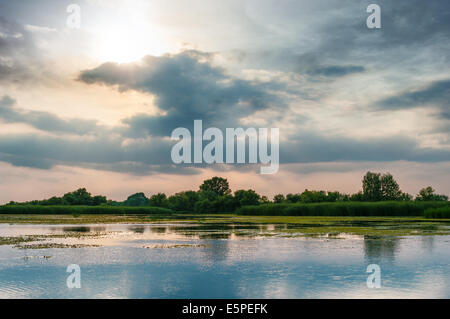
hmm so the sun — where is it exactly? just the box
[92,19,168,63]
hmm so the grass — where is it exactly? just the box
[0,232,106,249]
[237,201,450,217]
[425,206,450,218]
[16,243,101,249]
[1,214,450,237]
[2,201,449,218]
[143,244,207,249]
[0,236,40,245]
[1,202,450,239]
[0,205,173,215]
[1,213,450,225]
[0,213,178,224]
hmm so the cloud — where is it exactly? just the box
[1,0,449,182]
[440,109,450,120]
[231,0,450,79]
[0,17,42,83]
[375,79,450,125]
[1,121,450,175]
[377,79,450,111]
[281,132,450,164]
[0,132,178,173]
[79,50,286,137]
[0,95,103,135]
[306,65,365,77]
[374,0,450,48]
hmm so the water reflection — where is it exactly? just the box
[151,227,167,234]
[63,226,91,233]
[51,226,106,233]
[0,223,449,298]
[127,226,146,234]
[200,240,230,262]
[420,236,435,252]
[363,236,399,263]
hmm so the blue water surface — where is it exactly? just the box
[0,224,449,298]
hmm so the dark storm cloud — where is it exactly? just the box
[79,50,286,137]
[1,118,450,175]
[0,0,71,29]
[375,79,450,133]
[0,18,32,55]
[373,0,450,47]
[0,17,41,83]
[376,79,450,112]
[306,65,365,77]
[441,109,450,120]
[0,133,184,174]
[234,0,450,77]
[280,133,450,164]
[0,95,102,135]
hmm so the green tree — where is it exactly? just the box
[106,200,122,206]
[416,186,435,201]
[380,173,402,200]
[92,195,107,206]
[416,186,449,201]
[234,189,260,206]
[259,195,270,204]
[326,191,348,202]
[63,188,94,205]
[198,190,219,201]
[199,177,231,197]
[273,194,285,203]
[300,190,327,203]
[350,191,365,201]
[148,193,169,208]
[286,193,302,203]
[362,172,382,201]
[194,199,214,214]
[399,192,413,201]
[123,192,149,206]
[213,195,239,212]
[168,191,199,212]
[41,196,66,206]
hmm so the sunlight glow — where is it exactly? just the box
[92,18,168,63]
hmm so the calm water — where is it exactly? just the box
[0,223,449,298]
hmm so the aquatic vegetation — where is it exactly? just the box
[1,232,106,250]
[0,236,42,246]
[1,214,450,239]
[15,243,101,249]
[0,214,160,224]
[23,255,52,260]
[0,205,173,215]
[143,244,207,249]
[237,201,450,217]
[425,206,450,218]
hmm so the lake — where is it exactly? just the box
[1,222,449,298]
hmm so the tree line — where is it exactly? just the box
[6,173,448,213]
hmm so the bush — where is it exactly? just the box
[194,199,214,214]
[424,207,450,219]
[0,205,173,215]
[237,201,450,217]
[123,193,149,206]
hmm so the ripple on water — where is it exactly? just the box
[0,223,450,298]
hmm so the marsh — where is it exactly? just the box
[0,215,449,298]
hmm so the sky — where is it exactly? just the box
[0,0,449,203]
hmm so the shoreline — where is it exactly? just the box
[1,214,450,237]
